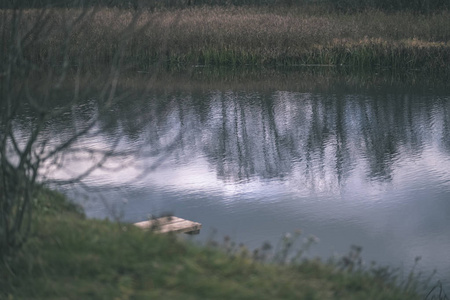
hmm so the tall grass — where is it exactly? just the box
[3,0,449,13]
[328,0,450,13]
[1,6,449,72]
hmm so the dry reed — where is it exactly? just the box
[1,6,450,71]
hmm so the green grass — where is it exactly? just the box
[0,188,426,299]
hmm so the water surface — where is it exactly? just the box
[36,69,450,289]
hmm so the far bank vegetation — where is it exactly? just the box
[1,2,449,72]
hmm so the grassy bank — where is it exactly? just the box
[1,6,450,72]
[0,188,429,299]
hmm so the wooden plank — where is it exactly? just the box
[134,216,202,234]
[134,216,186,229]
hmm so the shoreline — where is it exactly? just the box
[1,188,438,299]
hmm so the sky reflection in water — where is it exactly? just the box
[43,83,450,289]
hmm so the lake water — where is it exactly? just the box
[38,69,450,290]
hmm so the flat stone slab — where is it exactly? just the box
[134,216,202,234]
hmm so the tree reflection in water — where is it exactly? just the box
[84,88,450,191]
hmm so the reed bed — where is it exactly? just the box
[1,6,450,71]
